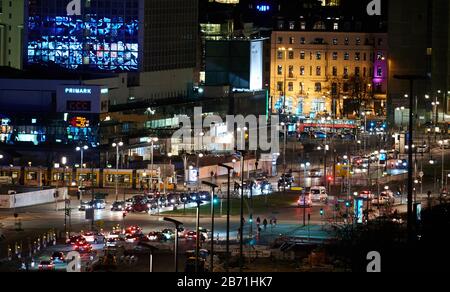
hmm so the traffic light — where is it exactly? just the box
[320,208,324,216]
[327,176,333,182]
[345,201,351,208]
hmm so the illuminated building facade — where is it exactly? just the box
[26,0,141,72]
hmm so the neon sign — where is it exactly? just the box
[256,5,270,12]
[69,117,90,128]
[65,88,92,94]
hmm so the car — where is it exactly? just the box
[78,201,92,211]
[359,191,375,201]
[74,242,92,253]
[185,231,206,241]
[82,232,106,244]
[147,231,165,241]
[105,238,119,247]
[66,235,86,246]
[111,201,126,211]
[416,145,430,153]
[372,191,395,205]
[125,234,142,243]
[38,260,55,271]
[125,225,143,236]
[51,252,65,263]
[340,132,355,140]
[161,229,176,240]
[298,193,312,207]
[298,132,311,140]
[313,131,327,139]
[310,186,328,202]
[92,199,106,209]
[130,202,151,213]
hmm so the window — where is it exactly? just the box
[277,37,283,44]
[277,21,284,30]
[332,52,338,60]
[288,51,294,59]
[289,22,295,30]
[277,51,283,60]
[333,23,339,30]
[343,83,349,92]
[299,83,304,94]
[344,52,349,60]
[300,37,306,44]
[300,22,306,30]
[355,52,361,61]
[378,38,383,46]
[377,66,383,77]
[312,99,325,112]
[363,53,367,61]
[277,65,283,75]
[300,66,305,76]
[333,38,338,45]
[300,51,305,59]
[331,83,338,95]
[344,38,349,45]
[355,67,360,77]
[315,82,322,92]
[356,37,361,45]
[316,66,321,76]
[332,66,337,76]
[343,67,349,79]
[289,37,295,44]
[363,67,367,77]
[377,51,384,60]
[288,82,294,91]
[277,82,283,92]
[288,65,294,78]
[316,51,322,60]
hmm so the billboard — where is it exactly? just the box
[26,0,140,72]
[249,40,263,91]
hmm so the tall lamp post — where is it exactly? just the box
[394,74,428,242]
[163,217,183,273]
[112,142,124,202]
[219,163,233,272]
[76,145,88,202]
[148,137,159,192]
[438,140,448,191]
[202,181,218,273]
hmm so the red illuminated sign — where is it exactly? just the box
[69,117,89,128]
[67,100,91,112]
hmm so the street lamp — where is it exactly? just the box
[197,153,204,191]
[438,140,448,190]
[76,145,88,201]
[202,181,218,273]
[148,137,159,192]
[112,142,124,201]
[163,217,183,273]
[219,163,233,273]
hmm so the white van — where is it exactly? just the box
[310,186,328,202]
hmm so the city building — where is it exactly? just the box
[1,0,198,104]
[0,0,25,69]
[0,66,126,165]
[270,30,388,118]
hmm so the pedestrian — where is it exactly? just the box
[256,217,261,229]
[273,217,277,227]
[263,218,268,230]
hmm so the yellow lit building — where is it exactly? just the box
[270,30,388,118]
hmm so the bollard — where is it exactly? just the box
[37,238,41,251]
[43,235,47,248]
[53,233,56,245]
[33,241,37,254]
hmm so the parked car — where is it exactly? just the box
[308,169,323,177]
[310,186,328,202]
[313,131,327,139]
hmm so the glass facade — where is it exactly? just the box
[26,0,140,71]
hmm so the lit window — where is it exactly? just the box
[333,23,338,30]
